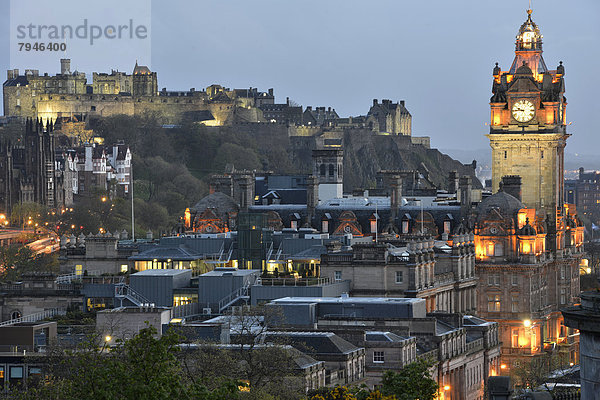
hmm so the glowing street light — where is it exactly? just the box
[500,364,507,370]
[523,319,532,328]
[443,385,451,391]
[104,335,112,342]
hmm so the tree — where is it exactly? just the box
[380,358,438,400]
[511,352,571,393]
[0,245,57,281]
[12,326,241,400]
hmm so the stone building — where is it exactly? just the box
[320,233,477,316]
[3,59,274,125]
[487,9,568,249]
[565,167,600,226]
[473,176,584,373]
[367,99,412,136]
[562,292,600,399]
[0,118,67,212]
[479,9,585,373]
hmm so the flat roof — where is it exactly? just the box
[131,269,192,277]
[200,268,260,277]
[270,296,425,305]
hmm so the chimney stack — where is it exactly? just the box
[459,176,472,213]
[448,171,459,194]
[373,99,378,106]
[501,175,522,201]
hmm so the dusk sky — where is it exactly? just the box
[2,0,599,160]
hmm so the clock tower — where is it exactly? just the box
[487,9,568,249]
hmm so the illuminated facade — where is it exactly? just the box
[487,9,568,246]
[3,59,273,125]
[478,10,584,376]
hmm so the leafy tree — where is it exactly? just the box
[380,358,438,400]
[12,326,241,400]
[0,245,57,281]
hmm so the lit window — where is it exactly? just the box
[486,242,495,257]
[120,264,128,273]
[395,271,403,284]
[511,329,519,348]
[488,294,501,312]
[373,351,385,363]
[334,271,342,281]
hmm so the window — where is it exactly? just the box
[485,242,495,257]
[402,220,409,234]
[120,264,128,273]
[487,294,501,312]
[334,271,342,281]
[75,264,83,276]
[328,164,334,176]
[443,220,451,234]
[511,329,519,348]
[370,218,377,234]
[488,274,500,286]
[560,288,566,304]
[504,150,507,159]
[395,271,403,284]
[320,164,326,176]
[541,151,544,159]
[511,295,519,312]
[321,220,329,233]
[373,351,385,363]
[512,274,519,286]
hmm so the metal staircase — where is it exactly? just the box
[217,284,251,313]
[0,308,66,327]
[114,283,152,307]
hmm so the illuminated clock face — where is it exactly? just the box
[512,100,535,123]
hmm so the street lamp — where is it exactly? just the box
[523,319,532,328]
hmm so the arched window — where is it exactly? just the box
[329,164,334,176]
[320,164,326,176]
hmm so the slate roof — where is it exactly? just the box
[476,191,523,221]
[365,331,411,342]
[266,331,362,355]
[3,76,29,87]
[193,192,239,216]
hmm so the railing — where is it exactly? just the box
[55,272,82,284]
[256,277,331,286]
[114,284,152,307]
[0,308,66,327]
[172,302,200,318]
[218,284,250,313]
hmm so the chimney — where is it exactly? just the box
[373,99,378,106]
[268,88,273,96]
[385,175,402,233]
[305,175,319,228]
[448,171,459,194]
[7,70,14,80]
[501,175,522,201]
[306,106,312,111]
[286,97,290,106]
[400,100,405,107]
[459,176,472,212]
[60,59,71,75]
[579,167,585,181]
